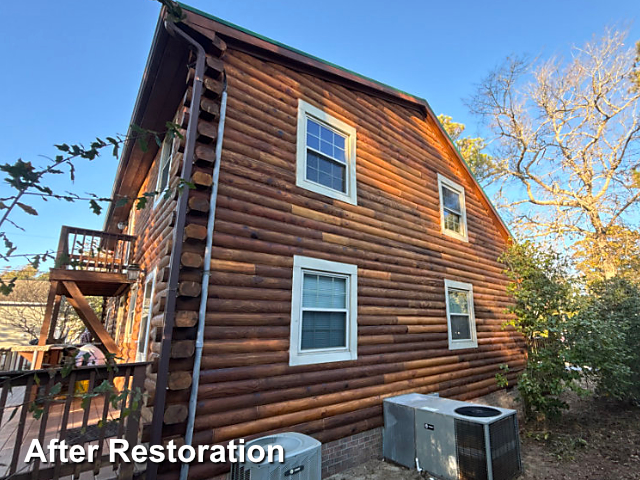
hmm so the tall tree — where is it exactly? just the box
[438,115,495,183]
[470,29,640,280]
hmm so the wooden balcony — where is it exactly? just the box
[51,226,137,296]
[0,362,147,480]
[39,227,138,359]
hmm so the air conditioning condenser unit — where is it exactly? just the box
[229,432,321,480]
[383,394,522,480]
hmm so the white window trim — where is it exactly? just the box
[290,255,358,366]
[136,269,156,362]
[444,279,478,350]
[153,135,174,208]
[296,100,357,205]
[437,173,468,242]
[124,287,138,343]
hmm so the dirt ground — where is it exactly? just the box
[326,391,640,480]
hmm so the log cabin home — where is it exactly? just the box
[35,3,525,479]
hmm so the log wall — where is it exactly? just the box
[156,44,524,479]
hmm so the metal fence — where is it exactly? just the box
[0,362,147,480]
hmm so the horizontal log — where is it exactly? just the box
[164,404,188,425]
[175,310,198,328]
[178,281,201,297]
[181,252,203,269]
[168,371,193,390]
[171,340,195,359]
[184,223,208,241]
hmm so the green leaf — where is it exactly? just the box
[16,202,38,216]
[135,197,148,210]
[49,382,62,397]
[89,200,102,215]
[61,362,73,379]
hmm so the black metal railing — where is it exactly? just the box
[0,362,147,480]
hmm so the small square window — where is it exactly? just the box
[290,256,358,366]
[438,174,468,241]
[296,100,357,205]
[444,279,477,350]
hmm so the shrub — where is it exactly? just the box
[570,277,640,403]
[501,242,582,420]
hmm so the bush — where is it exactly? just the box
[501,242,582,420]
[570,277,640,403]
[502,242,640,420]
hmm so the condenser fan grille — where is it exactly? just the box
[489,415,522,480]
[230,463,251,480]
[455,419,488,480]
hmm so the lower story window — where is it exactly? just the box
[290,256,357,366]
[445,279,478,350]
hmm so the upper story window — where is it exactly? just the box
[438,174,468,242]
[296,100,357,205]
[290,255,358,366]
[444,279,477,350]
[154,135,174,206]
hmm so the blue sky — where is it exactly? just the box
[1,0,639,270]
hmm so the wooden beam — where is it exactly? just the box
[47,295,63,343]
[38,282,59,347]
[62,281,118,354]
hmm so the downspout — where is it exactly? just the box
[147,18,206,480]
[180,73,227,480]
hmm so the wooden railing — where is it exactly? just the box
[0,363,147,480]
[55,226,136,273]
[0,348,30,372]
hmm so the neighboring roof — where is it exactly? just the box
[105,3,511,241]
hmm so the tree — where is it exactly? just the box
[438,115,495,183]
[500,242,582,420]
[470,29,640,280]
[568,277,640,404]
[0,267,89,343]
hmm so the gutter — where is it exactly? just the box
[180,74,227,480]
[146,17,206,480]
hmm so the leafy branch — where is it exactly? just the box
[1,122,186,292]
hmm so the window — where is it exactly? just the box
[290,256,358,366]
[444,279,477,350]
[113,297,126,344]
[438,174,468,241]
[296,100,357,205]
[124,288,138,343]
[136,270,156,361]
[154,135,174,206]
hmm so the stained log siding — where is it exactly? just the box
[167,46,525,477]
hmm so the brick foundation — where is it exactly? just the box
[321,427,383,478]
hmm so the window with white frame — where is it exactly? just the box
[154,135,174,206]
[438,174,468,241]
[124,288,138,343]
[290,256,358,366]
[136,270,156,362]
[444,279,477,350]
[296,100,357,205]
